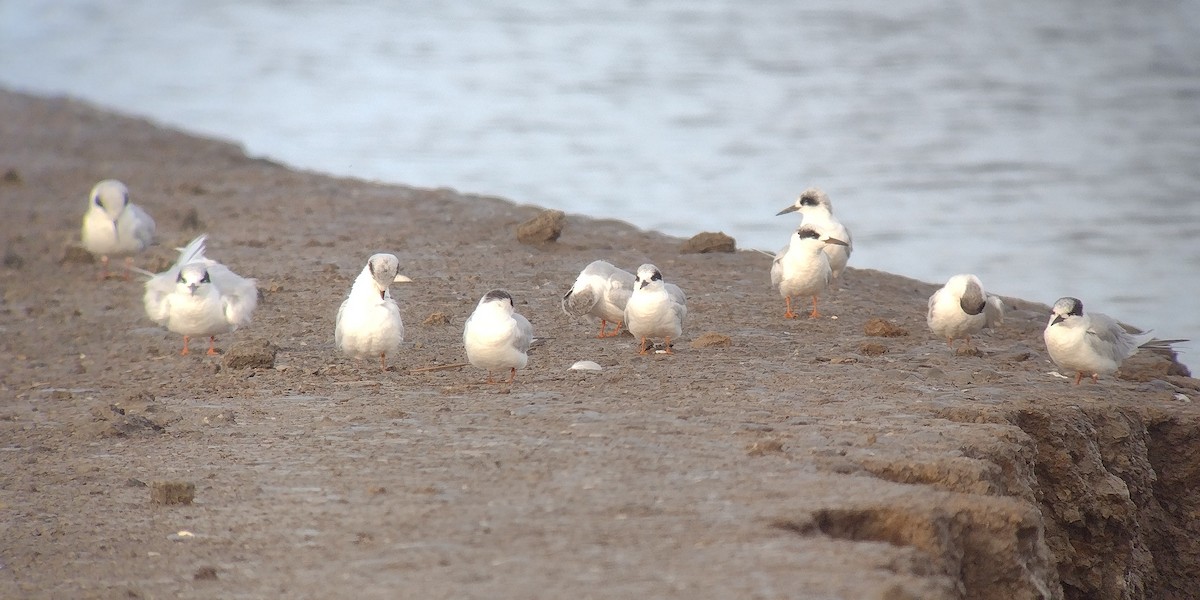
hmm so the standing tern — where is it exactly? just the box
[770,225,849,319]
[561,260,635,338]
[776,187,852,281]
[1044,296,1184,384]
[143,234,258,355]
[336,253,405,371]
[463,290,533,383]
[81,179,156,279]
[927,274,1004,351]
[624,264,687,354]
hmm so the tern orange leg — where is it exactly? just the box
[783,296,797,319]
[180,335,191,356]
[638,336,649,355]
[600,320,624,338]
[206,336,218,355]
[808,296,820,319]
[1074,371,1084,385]
[664,336,674,354]
[98,256,111,281]
[380,353,388,371]
[508,367,517,384]
[596,320,609,338]
[123,257,134,281]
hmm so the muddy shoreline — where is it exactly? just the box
[1,90,1197,599]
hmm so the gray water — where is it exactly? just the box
[3,0,1198,372]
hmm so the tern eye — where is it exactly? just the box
[176,272,184,283]
[93,195,104,207]
[651,272,662,282]
[200,271,211,284]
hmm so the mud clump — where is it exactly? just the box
[86,404,165,438]
[864,318,909,337]
[680,231,736,253]
[691,332,732,348]
[516,209,566,244]
[222,338,277,369]
[150,481,195,505]
[423,312,452,325]
[60,244,95,265]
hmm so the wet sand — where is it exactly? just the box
[1,89,1197,600]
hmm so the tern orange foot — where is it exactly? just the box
[507,367,517,384]
[783,297,797,319]
[600,320,624,338]
[638,336,649,355]
[206,336,218,355]
[808,296,820,319]
[664,336,674,354]
[180,335,191,356]
[379,353,388,371]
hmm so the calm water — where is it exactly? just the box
[3,0,1199,371]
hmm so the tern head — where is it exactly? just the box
[480,289,516,312]
[946,274,987,315]
[176,263,212,296]
[793,226,849,247]
[89,179,131,221]
[633,264,665,290]
[366,253,400,300]
[1049,297,1084,326]
[776,187,833,217]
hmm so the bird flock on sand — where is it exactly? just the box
[80,180,1184,386]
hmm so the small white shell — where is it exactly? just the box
[1174,393,1191,403]
[569,360,602,372]
[393,274,413,283]
[168,530,195,542]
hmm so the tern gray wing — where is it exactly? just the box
[513,313,533,353]
[1085,313,1139,362]
[983,294,1004,328]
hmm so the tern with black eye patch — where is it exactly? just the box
[80,179,156,280]
[1043,296,1185,384]
[624,264,687,354]
[770,225,848,319]
[464,289,533,383]
[775,187,853,282]
[143,234,258,356]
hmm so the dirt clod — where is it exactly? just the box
[180,207,204,230]
[423,312,451,325]
[747,440,785,456]
[222,338,277,369]
[691,332,732,348]
[150,481,195,505]
[193,566,219,581]
[516,209,566,244]
[864,318,909,337]
[859,342,888,356]
[680,231,736,253]
[60,244,95,265]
